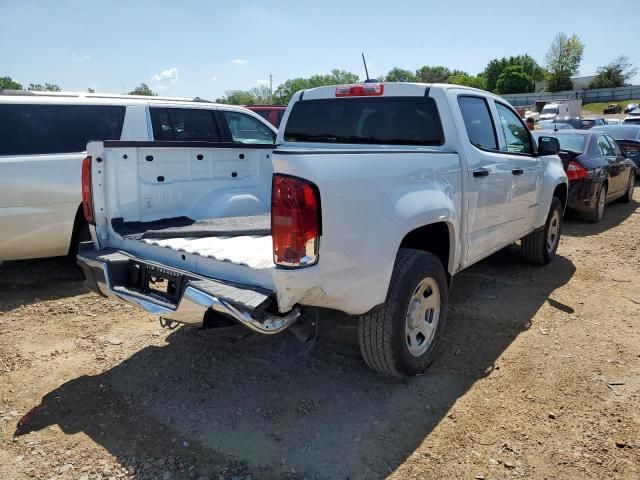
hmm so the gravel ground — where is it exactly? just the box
[1,183,639,480]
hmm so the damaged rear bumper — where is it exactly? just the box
[76,242,301,334]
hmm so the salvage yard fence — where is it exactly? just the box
[502,85,640,107]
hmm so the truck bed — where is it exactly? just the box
[112,214,271,240]
[142,235,274,270]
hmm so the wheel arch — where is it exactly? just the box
[398,221,455,282]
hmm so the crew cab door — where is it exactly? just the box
[456,95,514,262]
[493,101,543,236]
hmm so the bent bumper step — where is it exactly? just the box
[76,242,300,334]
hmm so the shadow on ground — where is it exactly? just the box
[15,247,575,479]
[0,257,85,313]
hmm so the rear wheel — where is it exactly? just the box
[621,173,635,203]
[358,249,448,378]
[587,185,607,223]
[522,196,563,265]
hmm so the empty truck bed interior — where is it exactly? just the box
[110,214,274,270]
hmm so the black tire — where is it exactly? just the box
[358,249,448,378]
[620,172,635,203]
[587,184,607,223]
[522,196,563,265]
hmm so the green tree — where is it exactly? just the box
[483,55,545,93]
[447,73,487,90]
[28,83,61,92]
[0,76,22,90]
[589,56,637,89]
[495,65,534,94]
[273,69,359,104]
[545,72,574,92]
[544,33,584,92]
[415,65,453,83]
[384,67,417,82]
[128,83,156,96]
[217,85,273,105]
[87,87,95,93]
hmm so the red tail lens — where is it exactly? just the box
[271,175,321,267]
[81,156,95,225]
[335,83,384,97]
[566,160,588,181]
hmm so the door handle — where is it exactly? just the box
[512,168,524,175]
[473,169,490,178]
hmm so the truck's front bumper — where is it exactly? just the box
[76,242,301,334]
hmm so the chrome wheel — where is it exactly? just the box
[546,210,560,253]
[597,188,606,219]
[405,277,440,357]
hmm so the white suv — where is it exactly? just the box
[0,91,277,262]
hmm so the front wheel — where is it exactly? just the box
[358,249,448,378]
[522,196,563,265]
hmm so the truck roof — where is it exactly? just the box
[294,82,502,102]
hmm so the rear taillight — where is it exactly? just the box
[335,83,384,97]
[566,160,589,181]
[271,174,321,267]
[81,156,95,225]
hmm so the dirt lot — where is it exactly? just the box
[1,186,639,480]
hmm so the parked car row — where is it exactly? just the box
[0,83,636,378]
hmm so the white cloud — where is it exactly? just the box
[150,67,178,83]
[72,53,91,63]
[256,79,269,85]
[211,76,218,81]
[232,59,248,65]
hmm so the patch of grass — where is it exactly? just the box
[582,100,640,115]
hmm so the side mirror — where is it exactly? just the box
[538,136,560,155]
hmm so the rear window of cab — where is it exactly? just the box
[283,96,444,146]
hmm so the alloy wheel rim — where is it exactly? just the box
[598,189,606,218]
[547,210,560,253]
[405,277,440,357]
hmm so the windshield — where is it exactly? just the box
[284,96,444,146]
[541,106,558,115]
[555,133,588,152]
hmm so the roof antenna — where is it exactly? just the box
[362,53,370,81]
[362,53,378,83]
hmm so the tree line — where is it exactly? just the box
[1,33,636,105]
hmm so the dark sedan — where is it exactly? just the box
[591,125,640,175]
[533,130,636,222]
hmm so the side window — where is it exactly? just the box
[605,135,623,156]
[457,96,497,150]
[150,108,220,142]
[597,135,616,156]
[222,111,275,144]
[0,104,125,156]
[495,103,533,154]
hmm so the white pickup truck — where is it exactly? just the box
[78,82,568,377]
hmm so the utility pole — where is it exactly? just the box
[269,74,273,104]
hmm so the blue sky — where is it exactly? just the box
[1,0,639,98]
